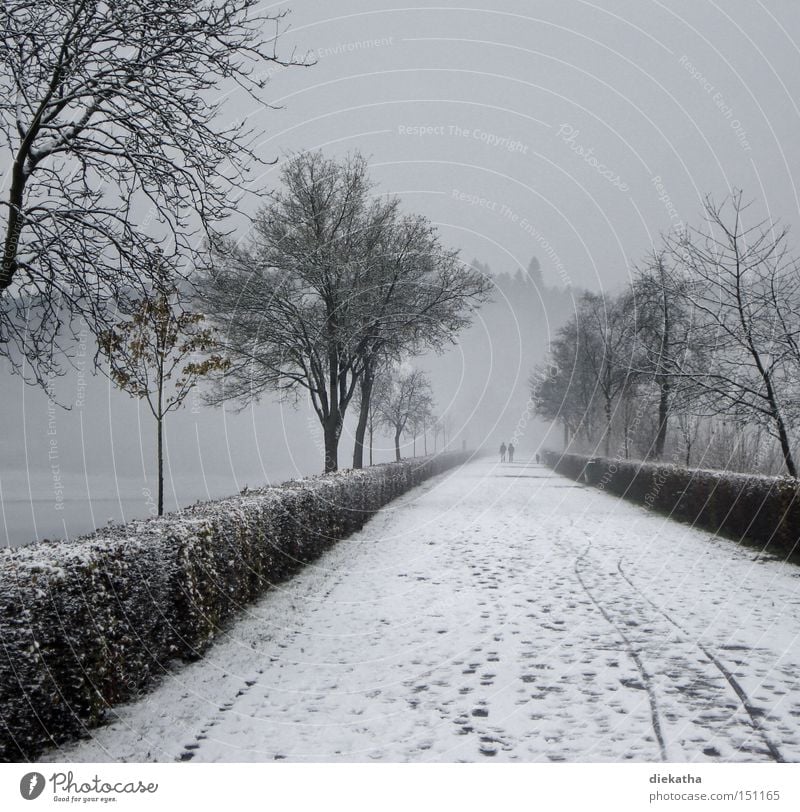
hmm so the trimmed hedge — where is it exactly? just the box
[0,453,468,761]
[542,451,800,559]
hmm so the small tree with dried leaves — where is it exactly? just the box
[99,264,227,515]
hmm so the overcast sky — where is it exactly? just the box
[4,0,800,545]
[236,0,800,289]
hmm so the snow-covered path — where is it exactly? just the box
[44,460,800,763]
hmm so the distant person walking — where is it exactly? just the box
[535,452,540,464]
[508,442,515,463]
[499,442,507,463]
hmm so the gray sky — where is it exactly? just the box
[4,0,800,544]
[238,0,800,289]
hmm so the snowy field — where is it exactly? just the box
[42,460,800,763]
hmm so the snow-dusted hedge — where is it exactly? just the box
[0,453,468,760]
[542,451,800,558]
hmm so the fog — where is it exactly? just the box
[3,0,799,546]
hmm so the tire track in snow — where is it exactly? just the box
[573,544,668,761]
[616,560,785,763]
[558,520,783,762]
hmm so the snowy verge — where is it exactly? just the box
[542,451,800,560]
[0,452,469,760]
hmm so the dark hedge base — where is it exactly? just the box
[0,453,469,761]
[542,451,800,562]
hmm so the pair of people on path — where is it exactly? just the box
[499,442,515,463]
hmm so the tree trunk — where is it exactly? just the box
[352,369,373,469]
[157,416,164,516]
[323,415,340,472]
[156,373,165,516]
[604,398,612,458]
[747,340,797,477]
[774,411,797,478]
[760,382,796,477]
[394,429,401,462]
[654,276,671,460]
[654,377,670,459]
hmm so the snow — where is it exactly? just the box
[41,459,800,762]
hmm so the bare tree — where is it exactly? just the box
[410,407,434,457]
[665,192,800,477]
[533,291,641,457]
[617,382,642,460]
[675,410,703,467]
[0,0,303,384]
[584,292,640,456]
[432,417,443,452]
[374,366,434,462]
[99,255,227,515]
[546,292,638,457]
[438,412,456,450]
[350,215,490,468]
[533,193,800,477]
[198,151,397,472]
[418,410,436,455]
[532,315,598,450]
[630,250,693,459]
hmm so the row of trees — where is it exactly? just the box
[71,155,486,514]
[364,365,435,463]
[196,151,490,473]
[102,262,444,513]
[91,151,488,513]
[1,3,490,514]
[533,191,800,477]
